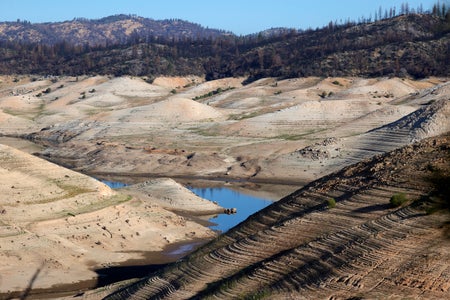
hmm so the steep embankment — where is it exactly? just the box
[102,134,449,300]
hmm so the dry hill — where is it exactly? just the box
[102,133,450,300]
[0,143,221,298]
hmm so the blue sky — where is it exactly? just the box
[0,0,438,35]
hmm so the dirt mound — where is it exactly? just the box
[124,178,223,214]
[96,76,168,97]
[114,97,224,123]
[223,99,381,137]
[79,93,125,107]
[378,98,450,141]
[370,77,422,96]
[176,77,243,100]
[341,77,420,99]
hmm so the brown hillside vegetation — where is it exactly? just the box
[101,133,450,300]
[0,15,229,45]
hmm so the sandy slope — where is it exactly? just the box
[0,76,450,183]
[104,96,224,123]
[2,75,447,183]
[122,178,224,214]
[0,143,218,295]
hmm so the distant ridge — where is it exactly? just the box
[0,13,449,79]
[0,14,231,45]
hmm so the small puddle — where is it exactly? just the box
[93,238,208,289]
[165,240,204,256]
[100,179,129,189]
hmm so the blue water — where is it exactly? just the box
[99,179,274,233]
[187,186,273,233]
[100,180,128,189]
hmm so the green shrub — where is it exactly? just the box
[327,198,336,208]
[245,289,271,299]
[332,80,342,86]
[192,87,234,100]
[390,193,408,207]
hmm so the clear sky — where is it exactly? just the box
[0,0,439,35]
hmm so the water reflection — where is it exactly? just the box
[187,186,273,233]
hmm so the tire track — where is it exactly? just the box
[105,134,449,300]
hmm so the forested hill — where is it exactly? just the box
[0,14,231,45]
[0,13,449,81]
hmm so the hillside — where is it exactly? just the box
[0,14,449,79]
[0,71,449,298]
[0,141,222,297]
[94,133,450,299]
[0,15,230,45]
[4,75,447,186]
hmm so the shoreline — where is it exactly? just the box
[86,171,310,187]
[0,238,210,300]
[88,171,307,197]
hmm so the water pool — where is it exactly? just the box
[100,179,277,233]
[187,186,274,232]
